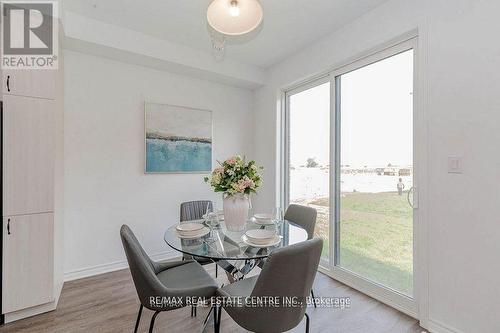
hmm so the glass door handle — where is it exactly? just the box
[407,186,418,209]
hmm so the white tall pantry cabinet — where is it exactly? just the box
[0,39,64,323]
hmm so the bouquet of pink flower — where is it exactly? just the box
[204,155,263,197]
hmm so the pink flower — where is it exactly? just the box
[226,157,237,165]
[235,177,254,192]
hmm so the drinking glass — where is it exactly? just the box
[204,203,219,243]
[208,212,219,228]
[272,207,284,235]
[205,202,220,227]
[204,212,219,243]
[274,207,284,224]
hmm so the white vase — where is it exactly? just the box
[223,194,250,231]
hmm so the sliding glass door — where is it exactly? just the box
[335,48,414,296]
[283,39,417,312]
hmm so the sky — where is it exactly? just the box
[289,49,413,168]
[146,103,212,139]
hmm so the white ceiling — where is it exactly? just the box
[64,0,389,69]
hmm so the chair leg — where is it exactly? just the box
[149,311,160,333]
[134,304,143,333]
[305,312,310,333]
[213,305,219,333]
[310,289,317,308]
[215,263,218,278]
[215,306,222,333]
[203,306,214,324]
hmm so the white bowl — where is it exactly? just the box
[254,213,273,221]
[245,229,276,244]
[202,211,224,221]
[177,227,210,239]
[254,218,275,226]
[176,222,204,232]
[241,234,282,248]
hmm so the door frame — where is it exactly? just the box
[280,35,422,318]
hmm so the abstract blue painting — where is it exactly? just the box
[145,103,212,173]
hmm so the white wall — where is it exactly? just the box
[63,50,254,280]
[253,0,500,332]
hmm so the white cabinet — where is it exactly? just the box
[2,70,56,100]
[2,94,55,216]
[1,37,63,322]
[2,213,54,313]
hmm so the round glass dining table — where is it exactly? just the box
[164,218,308,281]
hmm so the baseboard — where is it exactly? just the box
[4,299,57,323]
[63,250,179,282]
[426,318,464,333]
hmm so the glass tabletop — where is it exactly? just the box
[164,219,308,261]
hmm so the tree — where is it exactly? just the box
[306,157,318,168]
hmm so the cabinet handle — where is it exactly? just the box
[6,75,10,92]
[7,218,11,235]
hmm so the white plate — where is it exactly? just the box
[245,229,276,244]
[241,235,282,248]
[176,227,210,239]
[176,222,204,232]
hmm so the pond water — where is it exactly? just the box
[290,167,413,201]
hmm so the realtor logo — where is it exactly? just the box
[1,1,58,69]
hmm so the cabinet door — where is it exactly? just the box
[2,213,54,313]
[3,95,55,216]
[2,70,56,100]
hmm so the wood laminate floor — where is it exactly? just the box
[0,264,424,333]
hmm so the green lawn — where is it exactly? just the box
[310,191,413,295]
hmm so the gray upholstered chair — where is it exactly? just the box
[284,204,319,307]
[284,204,317,240]
[260,204,319,307]
[180,200,212,222]
[180,200,219,279]
[215,238,323,333]
[120,225,218,333]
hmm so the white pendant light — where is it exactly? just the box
[207,0,263,36]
